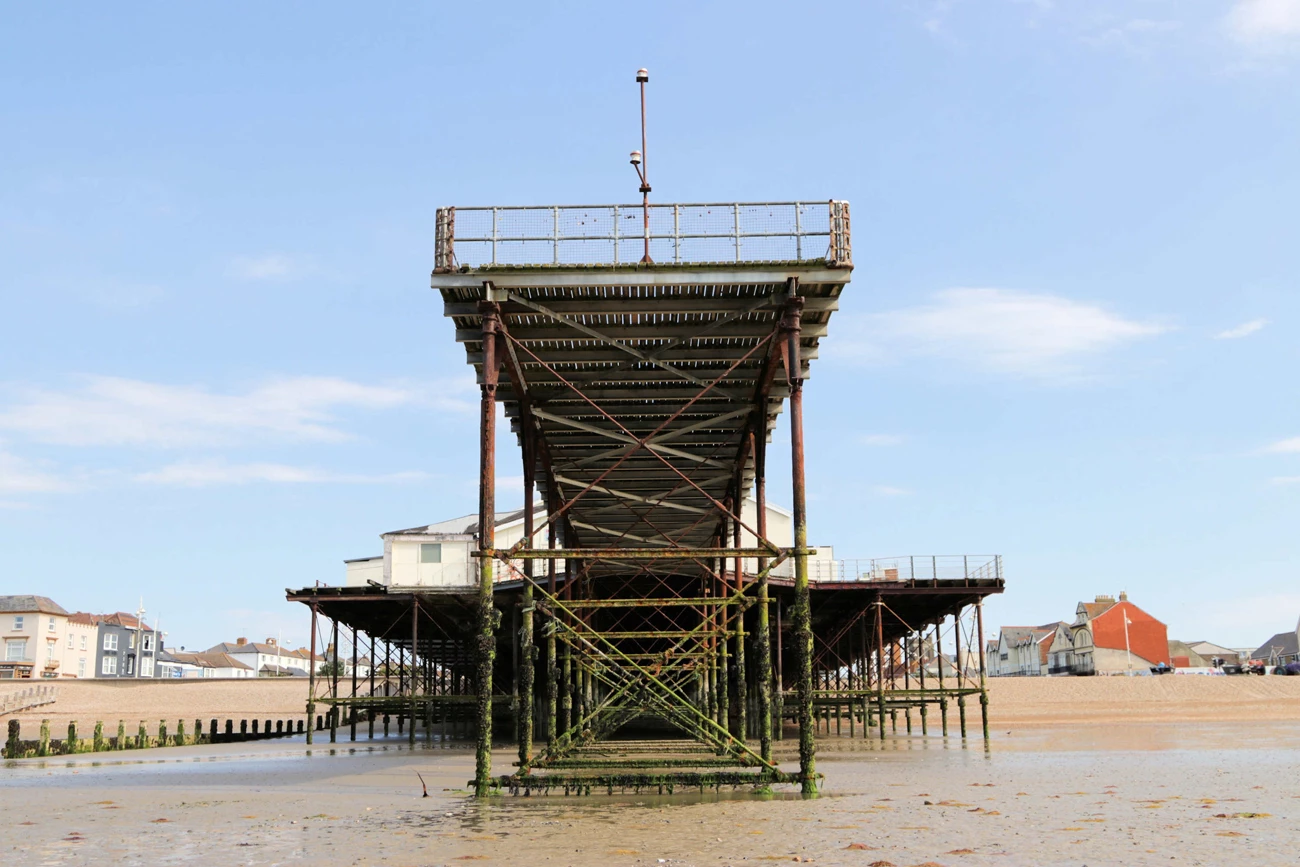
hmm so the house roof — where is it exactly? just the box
[206,641,295,655]
[197,651,254,670]
[67,612,97,626]
[1187,640,1239,658]
[259,664,307,676]
[384,509,541,538]
[1252,631,1300,661]
[1078,601,1116,620]
[0,595,69,616]
[78,612,154,630]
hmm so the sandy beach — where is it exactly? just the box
[11,674,1300,738]
[2,720,1297,867]
[4,677,1300,866]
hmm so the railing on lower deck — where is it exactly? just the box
[434,201,852,271]
[804,555,1003,583]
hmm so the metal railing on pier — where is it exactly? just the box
[805,555,1002,583]
[434,201,851,270]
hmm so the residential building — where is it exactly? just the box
[0,595,69,679]
[83,612,157,678]
[1251,621,1300,667]
[64,613,98,679]
[345,499,799,590]
[1064,592,1169,675]
[204,637,312,676]
[1186,641,1247,666]
[155,648,214,678]
[989,622,1067,676]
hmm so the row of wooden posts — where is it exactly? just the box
[3,716,303,759]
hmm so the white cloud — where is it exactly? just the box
[1263,437,1300,454]
[0,448,73,494]
[229,254,313,281]
[1227,0,1300,46]
[836,288,1167,379]
[872,485,911,497]
[860,434,906,447]
[136,460,428,487]
[1084,18,1181,51]
[0,375,473,448]
[1215,318,1269,339]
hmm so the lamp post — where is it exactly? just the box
[1123,614,1133,677]
[630,67,652,263]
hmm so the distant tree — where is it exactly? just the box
[317,659,345,677]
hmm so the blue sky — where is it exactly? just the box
[2,1,1298,652]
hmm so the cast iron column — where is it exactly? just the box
[782,296,815,794]
[306,602,318,745]
[474,298,502,797]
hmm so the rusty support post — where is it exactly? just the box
[775,597,784,740]
[410,599,419,747]
[902,633,911,735]
[306,603,318,745]
[955,605,967,740]
[753,431,773,762]
[546,503,558,746]
[918,624,928,736]
[474,297,501,797]
[977,599,990,747]
[369,633,376,739]
[330,617,339,744]
[518,433,535,770]
[350,626,359,742]
[715,541,728,736]
[874,595,886,742]
[733,512,747,742]
[937,620,948,737]
[782,295,815,794]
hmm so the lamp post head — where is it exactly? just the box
[629,150,642,166]
[636,68,649,83]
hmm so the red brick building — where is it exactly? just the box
[1051,592,1169,675]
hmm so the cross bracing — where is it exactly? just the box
[286,201,1004,798]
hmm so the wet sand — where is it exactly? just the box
[2,722,1296,867]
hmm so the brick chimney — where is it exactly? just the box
[266,637,277,647]
[1119,590,1128,602]
[236,637,247,646]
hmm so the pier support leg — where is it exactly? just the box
[474,297,502,797]
[783,296,816,795]
[306,603,318,745]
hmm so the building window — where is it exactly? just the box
[104,634,118,651]
[420,543,442,564]
[78,658,86,677]
[48,618,55,632]
[46,640,56,659]
[129,632,136,649]
[124,656,134,676]
[13,616,23,630]
[5,639,26,661]
[102,656,117,675]
[80,635,87,651]
[142,634,154,652]
[141,657,154,677]
[67,633,74,649]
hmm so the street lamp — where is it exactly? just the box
[631,67,652,263]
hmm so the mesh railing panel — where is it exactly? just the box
[435,201,850,269]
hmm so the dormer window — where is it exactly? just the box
[420,543,442,564]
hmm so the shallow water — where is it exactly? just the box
[3,723,1297,866]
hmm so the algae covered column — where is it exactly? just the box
[474,295,503,797]
[782,294,816,795]
[517,428,536,770]
[752,429,773,763]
